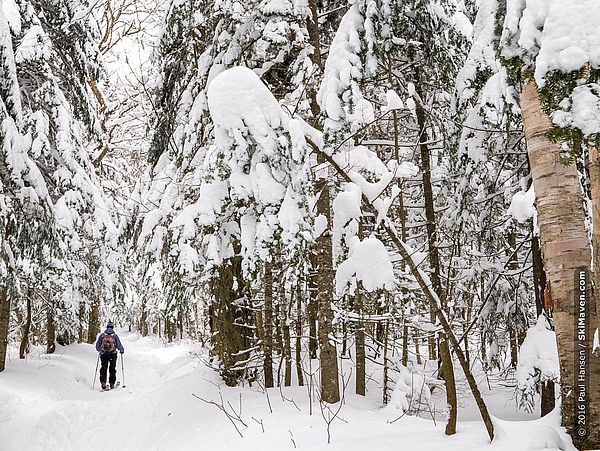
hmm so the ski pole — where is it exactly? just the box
[93,354,99,390]
[121,353,126,388]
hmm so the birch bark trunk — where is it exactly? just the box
[589,147,600,335]
[521,79,600,448]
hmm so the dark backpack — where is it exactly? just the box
[100,334,116,353]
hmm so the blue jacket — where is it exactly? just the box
[95,328,124,354]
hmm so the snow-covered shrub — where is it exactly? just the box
[516,315,559,412]
[387,364,432,415]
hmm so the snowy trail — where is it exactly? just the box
[0,334,574,451]
[0,333,211,451]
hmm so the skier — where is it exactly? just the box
[95,320,124,390]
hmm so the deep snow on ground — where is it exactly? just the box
[0,332,575,451]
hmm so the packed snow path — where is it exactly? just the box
[0,333,573,451]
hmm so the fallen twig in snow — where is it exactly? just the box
[192,392,247,438]
[289,430,296,448]
[251,416,265,433]
[255,376,273,414]
[279,383,302,412]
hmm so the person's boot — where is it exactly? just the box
[110,383,114,389]
[101,383,107,390]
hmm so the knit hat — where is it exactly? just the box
[107,320,114,329]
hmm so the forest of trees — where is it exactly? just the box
[1,0,599,449]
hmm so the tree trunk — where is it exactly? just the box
[507,231,519,368]
[383,320,390,404]
[279,278,292,387]
[307,267,319,359]
[402,322,409,367]
[416,94,438,362]
[0,286,10,372]
[46,305,56,355]
[398,178,409,369]
[590,147,600,335]
[165,317,172,342]
[170,316,176,341]
[87,298,100,344]
[274,295,284,383]
[209,257,252,386]
[355,218,366,396]
[169,316,176,341]
[355,285,366,396]
[415,328,422,365]
[255,294,265,357]
[263,261,274,388]
[509,328,518,369]
[463,323,470,368]
[427,322,436,360]
[140,297,148,336]
[465,294,473,368]
[19,292,31,359]
[541,381,556,417]
[439,333,457,434]
[305,0,323,122]
[415,86,457,435]
[529,155,548,319]
[521,79,600,449]
[480,329,488,370]
[295,284,304,386]
[531,231,547,318]
[305,0,322,363]
[341,319,347,357]
[178,309,184,339]
[315,156,340,404]
[78,303,85,342]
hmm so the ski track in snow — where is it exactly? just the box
[0,332,573,451]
